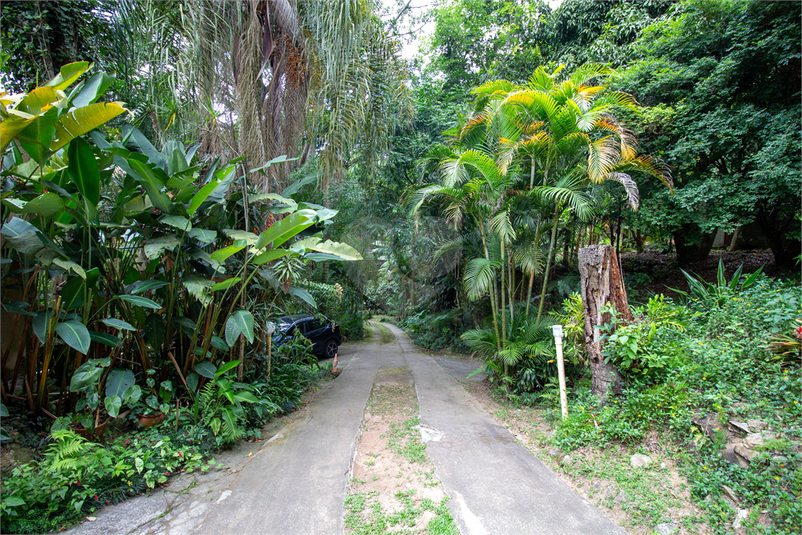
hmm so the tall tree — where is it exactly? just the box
[423,0,551,95]
[465,64,671,320]
[1,0,101,92]
[173,0,412,191]
[619,0,801,266]
[543,0,677,69]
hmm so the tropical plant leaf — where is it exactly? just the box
[210,241,247,264]
[56,320,91,354]
[305,239,363,261]
[232,391,259,403]
[89,331,122,347]
[210,335,229,351]
[115,295,161,310]
[72,71,116,108]
[223,229,258,245]
[143,234,181,259]
[43,61,90,91]
[463,257,500,301]
[225,311,254,346]
[104,395,122,418]
[53,258,86,279]
[67,138,100,206]
[182,275,213,306]
[102,318,136,331]
[252,248,291,266]
[50,102,127,152]
[0,216,65,264]
[105,369,135,398]
[32,309,52,344]
[254,212,314,249]
[194,361,216,379]
[188,228,217,243]
[2,192,64,218]
[247,193,297,207]
[188,179,221,215]
[131,280,169,294]
[288,286,317,308]
[161,215,192,232]
[212,277,242,292]
[126,158,172,214]
[215,360,241,377]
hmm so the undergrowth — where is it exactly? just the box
[541,274,801,534]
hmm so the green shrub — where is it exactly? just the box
[601,294,689,378]
[402,309,470,352]
[0,428,214,534]
[550,273,802,534]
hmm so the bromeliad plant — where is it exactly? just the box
[675,257,763,307]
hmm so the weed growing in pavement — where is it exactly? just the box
[345,490,455,535]
[387,417,427,463]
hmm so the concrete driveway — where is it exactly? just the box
[66,323,625,535]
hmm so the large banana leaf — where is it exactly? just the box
[43,62,90,91]
[254,212,314,249]
[50,102,127,152]
[67,138,100,206]
[0,217,65,264]
[304,239,363,261]
[2,192,64,218]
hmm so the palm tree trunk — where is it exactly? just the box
[537,206,561,323]
[525,218,543,318]
[500,240,507,345]
[479,226,502,355]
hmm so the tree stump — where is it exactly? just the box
[578,245,631,401]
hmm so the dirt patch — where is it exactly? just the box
[620,249,779,301]
[346,376,457,534]
[462,380,711,535]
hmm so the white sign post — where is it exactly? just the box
[265,322,276,379]
[551,324,569,420]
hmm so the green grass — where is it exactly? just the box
[537,275,802,534]
[560,450,688,527]
[345,490,456,535]
[387,417,427,463]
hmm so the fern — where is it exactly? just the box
[44,430,96,472]
[197,383,246,445]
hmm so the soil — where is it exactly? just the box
[619,249,780,301]
[346,370,449,533]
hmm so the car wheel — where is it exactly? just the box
[324,338,339,359]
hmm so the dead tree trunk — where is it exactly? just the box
[578,245,631,402]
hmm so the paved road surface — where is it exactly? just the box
[67,323,626,535]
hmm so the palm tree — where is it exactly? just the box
[98,0,411,192]
[466,64,671,320]
[409,144,516,369]
[413,64,671,395]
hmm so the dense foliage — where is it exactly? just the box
[619,0,801,266]
[549,272,800,533]
[1,0,799,531]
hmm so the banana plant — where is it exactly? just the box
[1,63,129,415]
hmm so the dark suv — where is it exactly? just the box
[272,314,341,359]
